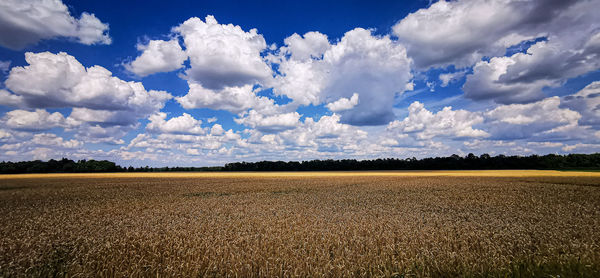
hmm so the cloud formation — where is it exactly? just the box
[485,96,581,140]
[392,0,579,69]
[274,28,412,125]
[176,83,278,114]
[563,81,600,127]
[147,112,206,135]
[1,52,171,142]
[387,101,489,141]
[175,15,272,89]
[0,0,111,50]
[326,93,359,112]
[2,109,66,131]
[2,1,600,165]
[126,39,187,77]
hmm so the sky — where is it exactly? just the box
[0,0,600,167]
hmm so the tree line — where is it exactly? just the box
[223,153,600,171]
[1,153,599,174]
[0,158,221,174]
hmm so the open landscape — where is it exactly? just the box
[1,171,599,277]
[2,0,600,276]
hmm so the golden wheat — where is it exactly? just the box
[2,169,600,179]
[0,173,599,277]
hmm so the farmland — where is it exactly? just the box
[1,171,599,277]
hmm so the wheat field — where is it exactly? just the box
[1,171,599,277]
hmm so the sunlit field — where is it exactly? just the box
[1,171,599,277]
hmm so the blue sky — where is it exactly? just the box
[1,0,600,166]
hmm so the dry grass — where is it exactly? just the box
[0,173,599,277]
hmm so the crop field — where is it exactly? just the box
[0,171,599,277]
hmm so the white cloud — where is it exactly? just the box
[271,57,326,107]
[70,124,131,144]
[174,15,272,89]
[485,96,582,140]
[210,124,225,135]
[125,39,187,77]
[146,112,206,135]
[462,55,550,104]
[0,0,111,50]
[276,114,368,150]
[124,124,245,164]
[2,52,171,141]
[392,0,584,69]
[2,109,66,131]
[0,129,12,141]
[439,71,467,87]
[392,0,600,104]
[176,83,278,115]
[5,52,171,113]
[562,143,600,152]
[4,52,171,133]
[562,81,600,127]
[281,32,330,60]
[274,28,412,125]
[326,93,359,112]
[0,131,87,162]
[463,39,600,104]
[186,148,200,155]
[0,89,24,107]
[66,108,135,127]
[387,101,489,140]
[526,142,563,148]
[32,133,82,148]
[234,110,301,132]
[136,20,410,127]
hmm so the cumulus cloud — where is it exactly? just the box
[462,55,550,104]
[393,0,600,104]
[0,132,92,161]
[5,52,172,114]
[281,32,330,60]
[125,124,244,164]
[133,18,410,126]
[210,124,225,135]
[0,0,111,50]
[234,110,301,132]
[387,101,489,140]
[274,28,412,125]
[146,112,206,135]
[272,114,369,152]
[562,81,600,127]
[463,38,600,104]
[32,133,82,148]
[485,96,581,140]
[176,83,279,115]
[121,112,378,166]
[1,52,171,141]
[439,71,467,87]
[2,109,66,131]
[326,93,359,112]
[392,0,580,69]
[174,15,272,89]
[125,39,187,77]
[0,89,23,107]
[4,52,171,122]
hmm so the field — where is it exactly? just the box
[1,170,599,277]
